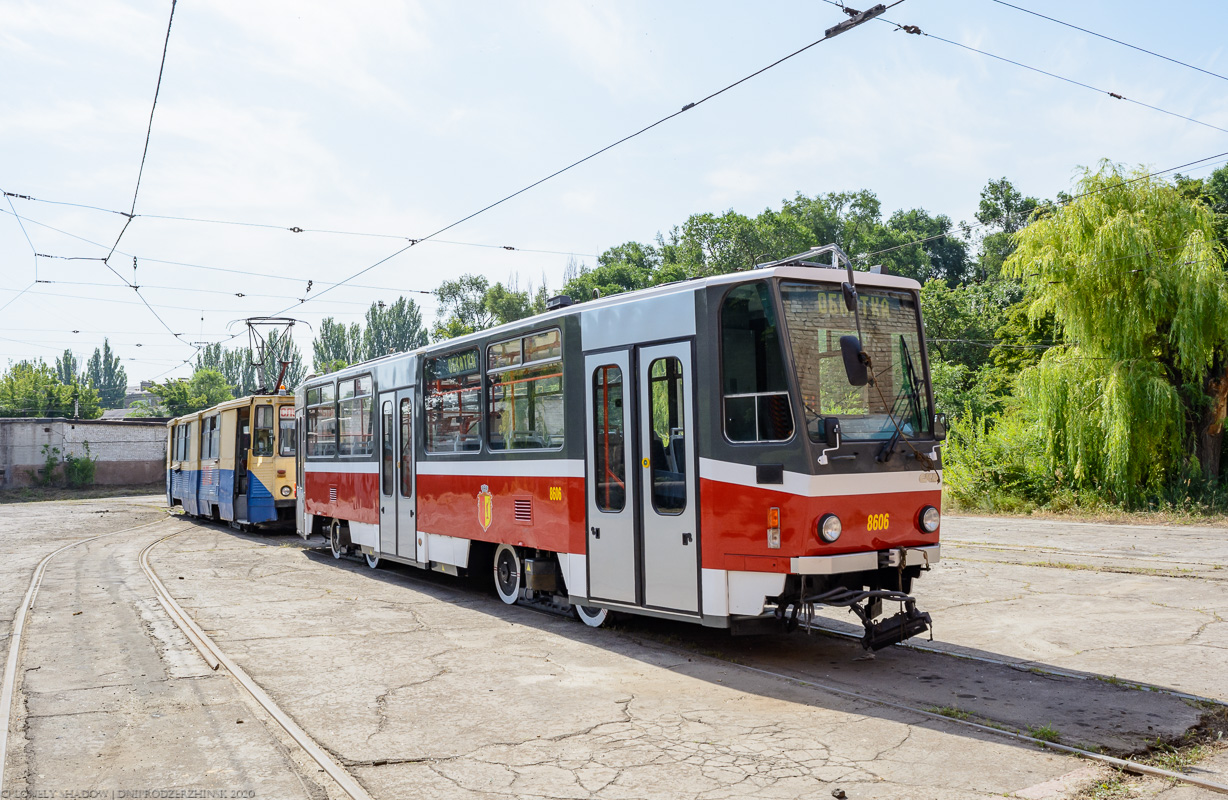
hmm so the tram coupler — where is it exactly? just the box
[857,599,932,651]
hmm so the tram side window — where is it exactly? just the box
[306,383,337,457]
[592,365,625,512]
[425,349,481,453]
[399,398,412,497]
[721,282,794,442]
[200,415,220,460]
[381,400,394,496]
[279,407,296,456]
[338,375,374,457]
[648,357,687,515]
[253,405,275,456]
[487,329,564,451]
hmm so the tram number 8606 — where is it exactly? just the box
[867,513,890,531]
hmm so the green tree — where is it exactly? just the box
[0,360,101,419]
[975,177,1041,281]
[54,349,79,386]
[84,339,128,409]
[312,317,364,373]
[1006,161,1228,501]
[432,274,494,340]
[148,368,234,416]
[364,296,428,359]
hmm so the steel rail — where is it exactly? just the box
[728,659,1228,793]
[798,617,1227,707]
[139,531,375,800]
[0,517,178,790]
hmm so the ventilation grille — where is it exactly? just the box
[329,486,338,503]
[514,499,532,522]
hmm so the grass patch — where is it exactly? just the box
[1027,723,1061,743]
[0,483,163,505]
[926,705,971,721]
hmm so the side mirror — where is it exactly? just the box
[839,335,869,386]
[933,412,947,441]
[841,281,858,312]
[823,417,841,448]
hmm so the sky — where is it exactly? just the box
[2,0,1226,386]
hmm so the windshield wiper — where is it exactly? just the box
[877,335,925,463]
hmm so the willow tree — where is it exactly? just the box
[1006,162,1228,503]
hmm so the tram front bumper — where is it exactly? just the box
[789,544,940,575]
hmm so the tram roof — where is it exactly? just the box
[300,265,922,387]
[164,393,291,427]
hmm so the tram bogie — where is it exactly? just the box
[297,245,944,646]
[166,393,298,528]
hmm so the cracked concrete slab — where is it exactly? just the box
[149,523,1091,799]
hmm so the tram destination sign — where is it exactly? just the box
[429,349,480,380]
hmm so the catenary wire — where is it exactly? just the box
[265,1,907,315]
[1,192,600,258]
[858,150,1228,262]
[988,0,1228,84]
[820,1,1228,137]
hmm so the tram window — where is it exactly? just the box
[200,415,220,460]
[399,398,413,497]
[278,407,296,456]
[487,329,564,451]
[721,282,794,443]
[425,349,481,453]
[338,375,374,457]
[592,365,625,512]
[648,357,686,515]
[524,329,561,362]
[780,283,931,441]
[306,383,336,458]
[381,400,394,496]
[253,405,275,457]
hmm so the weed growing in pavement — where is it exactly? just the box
[1074,770,1131,799]
[926,705,971,721]
[1027,723,1061,743]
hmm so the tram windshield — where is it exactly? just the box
[779,282,931,442]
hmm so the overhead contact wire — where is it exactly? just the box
[989,0,1228,84]
[271,1,906,313]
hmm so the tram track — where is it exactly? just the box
[2,514,374,800]
[0,517,175,790]
[623,631,1228,795]
[311,543,1228,793]
[139,529,375,800]
[797,615,1227,708]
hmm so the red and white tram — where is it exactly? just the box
[297,245,943,648]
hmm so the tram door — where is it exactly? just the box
[378,389,418,560]
[637,343,698,613]
[585,352,636,603]
[295,408,305,535]
[585,343,699,614]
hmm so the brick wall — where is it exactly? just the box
[0,418,167,489]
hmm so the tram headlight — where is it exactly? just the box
[817,514,842,543]
[919,505,940,533]
[280,485,292,497]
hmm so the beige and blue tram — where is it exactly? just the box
[297,245,944,648]
[167,394,298,527]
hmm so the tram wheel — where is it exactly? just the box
[493,544,521,605]
[329,521,344,560]
[575,604,608,628]
[365,550,380,569]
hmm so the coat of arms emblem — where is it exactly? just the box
[478,484,493,531]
